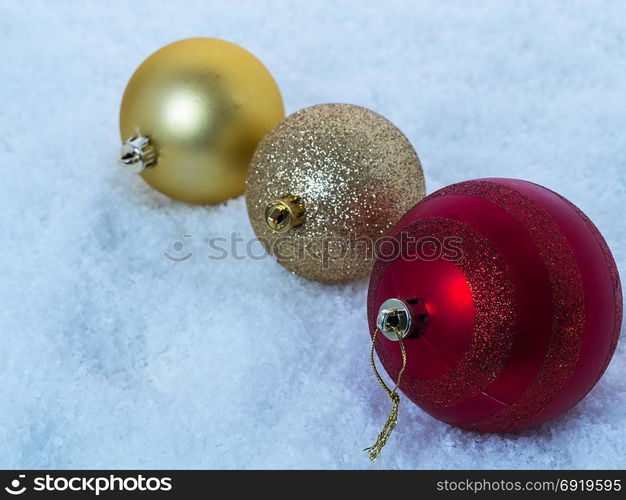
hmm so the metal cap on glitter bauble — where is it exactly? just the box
[246,103,425,283]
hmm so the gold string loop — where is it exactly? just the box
[364,326,407,462]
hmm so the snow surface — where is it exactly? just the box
[0,0,624,469]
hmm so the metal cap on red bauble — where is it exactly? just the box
[367,178,622,432]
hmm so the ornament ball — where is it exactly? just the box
[246,103,425,283]
[119,38,284,204]
[369,178,622,432]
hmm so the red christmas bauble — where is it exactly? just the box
[368,178,622,432]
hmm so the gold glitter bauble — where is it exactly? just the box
[246,103,425,283]
[119,38,284,204]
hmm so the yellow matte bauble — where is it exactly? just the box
[118,38,284,204]
[246,103,425,283]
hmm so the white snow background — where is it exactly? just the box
[0,0,624,469]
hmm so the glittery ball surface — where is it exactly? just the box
[246,103,425,283]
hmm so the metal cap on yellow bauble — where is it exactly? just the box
[119,38,285,204]
[246,103,425,284]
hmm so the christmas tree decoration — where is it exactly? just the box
[119,38,284,204]
[246,104,425,283]
[366,178,622,456]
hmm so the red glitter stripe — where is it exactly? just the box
[369,217,517,407]
[438,180,586,432]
